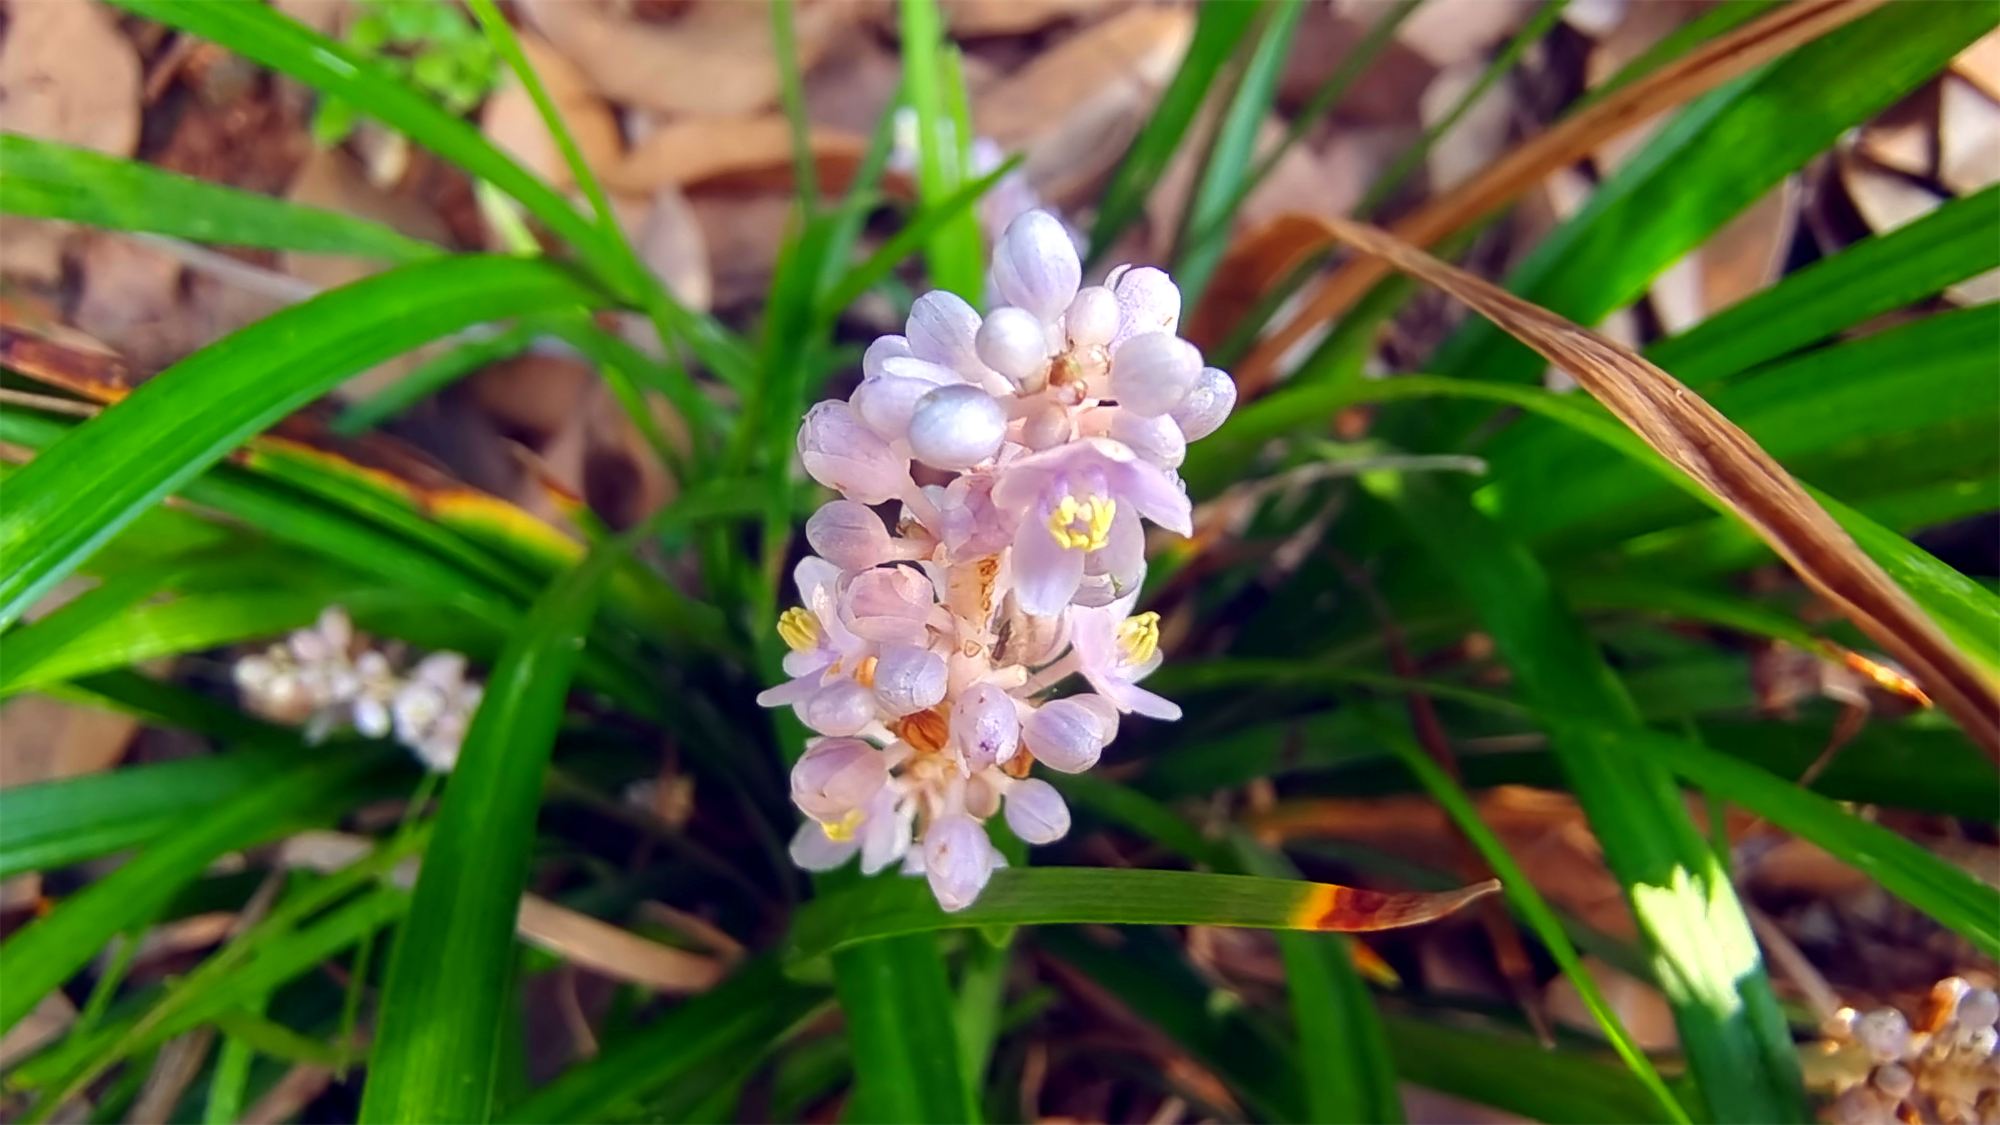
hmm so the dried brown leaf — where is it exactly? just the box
[603,114,870,197]
[1230,0,1888,395]
[479,32,623,193]
[516,894,723,993]
[0,0,141,158]
[1309,212,2000,758]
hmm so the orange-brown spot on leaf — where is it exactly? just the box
[1290,878,1501,933]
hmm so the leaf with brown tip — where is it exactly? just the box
[1312,212,2000,759]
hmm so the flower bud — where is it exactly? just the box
[953,682,1020,772]
[1110,332,1201,417]
[1065,286,1118,349]
[799,401,907,504]
[1004,778,1071,844]
[975,305,1052,387]
[851,358,959,443]
[862,334,914,380]
[908,385,1007,470]
[1171,366,1237,441]
[1959,988,2000,1031]
[1022,695,1115,773]
[791,737,888,822]
[924,813,998,912]
[992,210,1080,322]
[806,501,895,570]
[802,679,877,736]
[843,566,934,646]
[907,291,991,380]
[1110,266,1181,347]
[873,644,947,716]
[1109,409,1187,469]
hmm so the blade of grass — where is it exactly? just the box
[333,324,536,434]
[771,0,821,208]
[1380,1014,1674,1125]
[500,958,823,1123]
[816,156,1024,325]
[0,255,613,630]
[899,0,983,300]
[1088,0,1263,264]
[1316,213,2000,755]
[836,933,978,1124]
[0,748,392,1033]
[1234,0,1887,389]
[1355,0,1571,218]
[788,867,1499,966]
[0,134,440,261]
[1173,0,1306,307]
[0,746,300,880]
[1424,0,1988,402]
[359,545,620,1123]
[1371,471,1805,1122]
[1371,716,1689,1122]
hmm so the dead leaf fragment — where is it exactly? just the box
[604,114,867,196]
[1309,212,2000,758]
[519,0,846,116]
[1954,26,2000,102]
[0,0,142,156]
[1939,76,2000,197]
[623,188,712,314]
[517,894,723,993]
[1397,0,1533,68]
[480,32,623,192]
[975,4,1195,206]
[945,0,1100,36]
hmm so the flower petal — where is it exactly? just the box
[1010,510,1085,617]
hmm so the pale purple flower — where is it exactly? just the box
[799,401,908,505]
[757,558,869,708]
[806,501,898,570]
[790,786,912,874]
[992,438,1192,617]
[851,357,959,443]
[840,565,935,647]
[1070,593,1179,720]
[936,472,1013,558]
[1108,409,1187,470]
[791,736,889,825]
[907,290,998,384]
[923,813,1003,912]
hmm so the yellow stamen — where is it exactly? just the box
[1046,494,1117,552]
[1117,611,1160,666]
[821,807,865,842]
[777,607,821,653]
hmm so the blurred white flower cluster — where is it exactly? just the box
[234,606,481,773]
[763,209,1236,911]
[1822,978,2000,1124]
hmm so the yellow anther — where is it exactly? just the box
[1116,611,1161,666]
[821,807,866,842]
[1046,494,1117,552]
[777,607,822,653]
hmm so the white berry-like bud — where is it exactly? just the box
[1065,286,1118,349]
[1023,695,1115,773]
[851,357,958,441]
[1110,266,1182,347]
[953,682,1020,772]
[991,210,1081,323]
[802,679,877,736]
[1171,365,1237,441]
[908,384,1007,470]
[873,644,948,716]
[863,334,913,380]
[1109,409,1186,469]
[806,501,894,570]
[906,290,991,380]
[791,737,887,822]
[1110,332,1201,417]
[975,306,1052,387]
[1003,778,1071,844]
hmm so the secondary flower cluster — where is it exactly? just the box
[761,209,1236,911]
[235,606,482,773]
[1821,978,1999,1124]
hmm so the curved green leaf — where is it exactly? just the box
[0,746,298,881]
[360,546,618,1124]
[787,867,1498,967]
[835,933,977,1124]
[0,255,611,630]
[1427,0,1993,406]
[0,133,440,260]
[0,748,390,1033]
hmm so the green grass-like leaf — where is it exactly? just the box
[360,546,620,1123]
[0,133,441,260]
[0,255,612,630]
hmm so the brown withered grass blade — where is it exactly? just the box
[1230,0,1886,394]
[1311,213,2000,760]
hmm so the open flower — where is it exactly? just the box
[756,557,870,709]
[1070,592,1179,720]
[993,438,1191,617]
